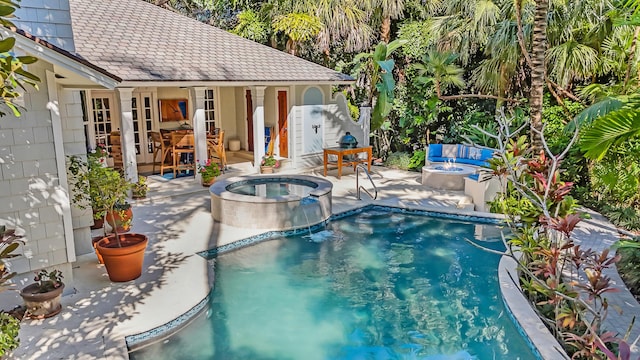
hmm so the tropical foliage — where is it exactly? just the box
[0,0,40,117]
[486,113,627,358]
[147,1,640,334]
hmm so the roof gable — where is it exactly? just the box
[69,0,353,83]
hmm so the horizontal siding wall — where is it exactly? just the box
[0,60,73,276]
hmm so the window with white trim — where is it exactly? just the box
[204,89,216,133]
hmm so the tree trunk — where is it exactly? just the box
[380,17,391,44]
[529,0,549,153]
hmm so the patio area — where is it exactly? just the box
[4,166,639,359]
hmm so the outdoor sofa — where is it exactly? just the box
[423,143,500,212]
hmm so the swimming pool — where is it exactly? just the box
[131,209,537,359]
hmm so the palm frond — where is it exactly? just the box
[547,40,599,87]
[580,97,640,160]
[570,95,626,131]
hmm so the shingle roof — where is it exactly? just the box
[68,0,353,83]
[9,28,122,83]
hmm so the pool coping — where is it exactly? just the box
[125,204,565,359]
[210,174,333,203]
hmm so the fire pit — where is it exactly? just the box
[421,163,476,190]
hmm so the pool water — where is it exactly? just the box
[131,210,537,360]
[226,178,318,198]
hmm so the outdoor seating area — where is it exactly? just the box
[425,143,495,168]
[147,129,228,179]
[422,143,499,211]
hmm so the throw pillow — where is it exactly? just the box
[469,147,482,160]
[442,144,458,158]
[457,145,469,159]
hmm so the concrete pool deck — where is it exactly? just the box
[5,165,640,359]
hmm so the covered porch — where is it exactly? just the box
[83,83,363,181]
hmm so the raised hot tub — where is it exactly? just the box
[209,174,333,230]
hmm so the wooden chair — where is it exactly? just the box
[149,131,173,176]
[170,131,195,178]
[207,129,227,171]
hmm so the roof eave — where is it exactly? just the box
[118,79,355,88]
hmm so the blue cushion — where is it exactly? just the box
[456,158,483,166]
[428,157,449,163]
[428,144,442,157]
[469,159,490,167]
[480,149,494,161]
[468,173,480,181]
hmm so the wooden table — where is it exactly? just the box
[323,146,372,179]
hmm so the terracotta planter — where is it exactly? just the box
[202,177,216,187]
[260,166,274,174]
[92,236,104,264]
[96,233,148,282]
[105,206,133,233]
[19,283,64,319]
[91,210,104,230]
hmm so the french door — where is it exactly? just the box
[132,92,155,164]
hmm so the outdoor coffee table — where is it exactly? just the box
[323,146,372,179]
[421,163,476,190]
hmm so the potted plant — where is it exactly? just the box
[105,201,133,233]
[0,226,23,293]
[19,269,64,319]
[260,155,280,174]
[197,159,221,186]
[68,146,113,230]
[132,175,148,199]
[0,312,19,357]
[94,168,148,282]
[0,226,23,356]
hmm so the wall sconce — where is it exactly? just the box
[312,124,321,134]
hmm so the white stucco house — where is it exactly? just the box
[1,0,366,285]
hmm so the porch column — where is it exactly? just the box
[251,86,266,173]
[189,87,208,182]
[116,88,138,182]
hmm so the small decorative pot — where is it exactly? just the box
[91,210,104,230]
[20,283,65,319]
[202,177,215,186]
[260,166,274,174]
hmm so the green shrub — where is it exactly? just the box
[603,206,640,230]
[0,312,19,356]
[408,150,425,171]
[384,152,412,170]
[617,245,640,297]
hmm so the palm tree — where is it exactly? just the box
[414,50,465,97]
[528,0,550,151]
[314,0,374,55]
[373,0,405,44]
[272,12,323,55]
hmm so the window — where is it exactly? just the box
[204,89,216,133]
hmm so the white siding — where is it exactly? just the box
[0,60,73,275]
